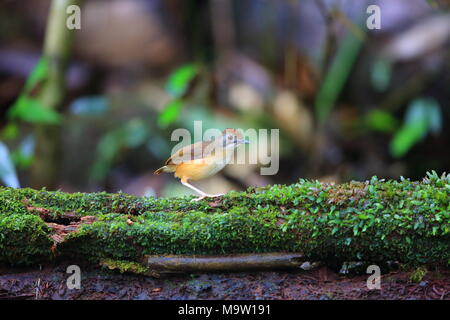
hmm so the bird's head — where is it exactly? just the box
[218,128,250,149]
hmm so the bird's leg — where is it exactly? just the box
[181,179,224,202]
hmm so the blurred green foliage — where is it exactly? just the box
[91,118,151,182]
[390,98,442,158]
[158,99,183,129]
[371,59,392,92]
[70,96,109,116]
[158,63,199,128]
[165,63,199,97]
[7,58,61,125]
[0,1,448,192]
[10,135,34,169]
[365,110,398,133]
[0,123,19,141]
[315,29,364,124]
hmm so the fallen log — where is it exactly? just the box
[0,172,449,270]
[143,253,305,272]
[99,253,305,276]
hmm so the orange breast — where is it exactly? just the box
[174,157,226,181]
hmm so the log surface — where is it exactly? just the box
[144,253,305,272]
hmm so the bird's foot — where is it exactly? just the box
[209,193,224,198]
[190,195,206,202]
[190,194,224,202]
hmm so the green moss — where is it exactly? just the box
[409,266,428,283]
[100,259,155,276]
[0,214,53,265]
[0,171,449,268]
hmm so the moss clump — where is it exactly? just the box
[100,259,156,276]
[410,266,428,283]
[0,171,449,268]
[0,214,53,264]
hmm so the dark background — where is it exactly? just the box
[0,0,449,198]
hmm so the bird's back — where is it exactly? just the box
[165,140,215,166]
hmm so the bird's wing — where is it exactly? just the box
[165,140,214,165]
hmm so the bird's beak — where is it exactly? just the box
[239,139,250,144]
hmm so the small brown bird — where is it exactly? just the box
[154,129,249,201]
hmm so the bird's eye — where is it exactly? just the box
[228,135,233,140]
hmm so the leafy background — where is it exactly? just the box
[0,0,449,198]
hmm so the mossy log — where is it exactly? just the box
[0,172,449,269]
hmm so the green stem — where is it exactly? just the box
[30,0,82,189]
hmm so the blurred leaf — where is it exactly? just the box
[90,132,119,182]
[371,59,392,92]
[0,142,20,188]
[0,123,19,140]
[122,119,149,148]
[70,96,109,116]
[426,100,442,134]
[365,110,398,133]
[165,64,198,98]
[90,160,111,183]
[90,118,150,182]
[146,135,171,160]
[390,120,427,158]
[404,99,427,124]
[11,135,35,169]
[158,99,183,128]
[390,98,442,158]
[426,0,440,8]
[22,58,49,93]
[7,57,61,124]
[404,98,442,131]
[8,97,61,124]
[158,63,199,129]
[97,132,120,162]
[315,29,364,124]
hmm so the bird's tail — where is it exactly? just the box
[154,165,175,175]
